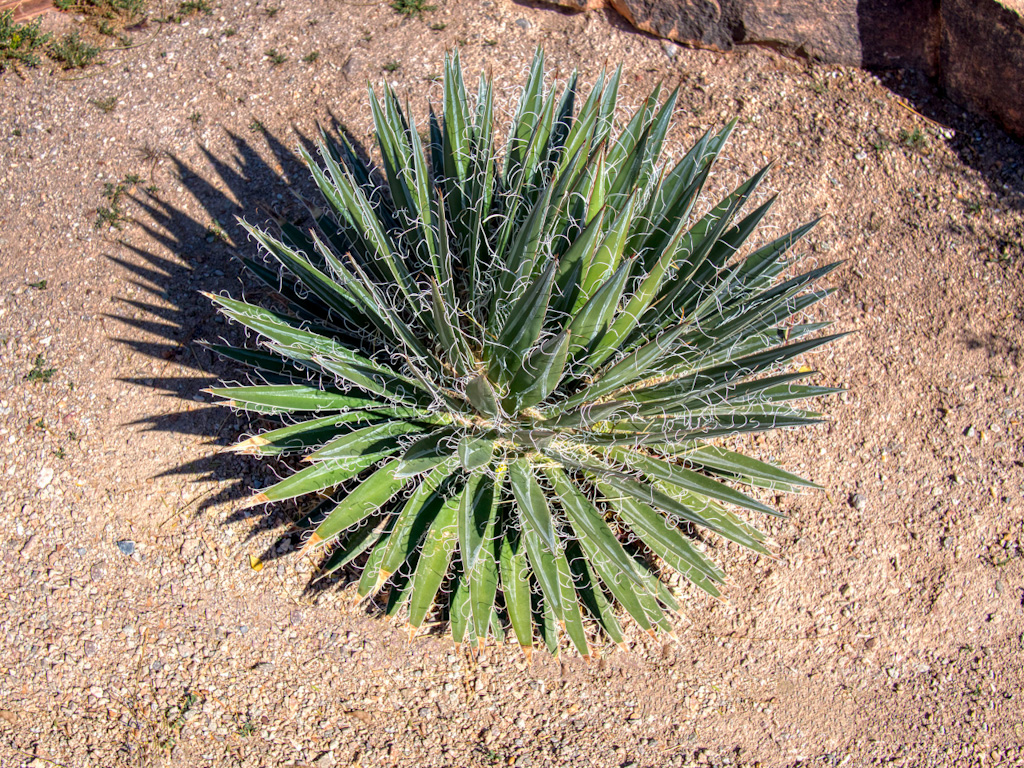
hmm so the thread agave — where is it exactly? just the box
[205,50,843,658]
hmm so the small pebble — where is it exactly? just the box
[35,467,54,490]
[20,535,38,559]
[515,18,531,29]
[850,493,867,511]
[116,540,135,556]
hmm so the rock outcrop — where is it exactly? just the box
[541,0,1024,140]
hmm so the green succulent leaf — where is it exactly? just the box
[207,49,843,656]
[393,428,460,477]
[407,493,461,628]
[377,459,460,582]
[458,435,495,471]
[498,513,534,655]
[308,461,409,547]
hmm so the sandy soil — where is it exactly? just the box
[1,1,1023,766]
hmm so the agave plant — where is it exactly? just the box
[204,49,843,658]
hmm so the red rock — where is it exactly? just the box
[607,0,742,51]
[537,0,1024,139]
[550,0,604,9]
[0,0,54,22]
[739,0,861,64]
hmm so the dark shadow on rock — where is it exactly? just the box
[855,0,1023,211]
[856,0,941,74]
[869,66,1024,213]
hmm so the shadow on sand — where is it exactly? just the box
[105,119,385,596]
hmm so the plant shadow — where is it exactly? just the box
[106,117,384,579]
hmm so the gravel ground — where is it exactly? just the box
[1,1,1023,766]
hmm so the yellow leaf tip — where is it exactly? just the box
[240,492,269,509]
[229,435,270,454]
[299,532,324,556]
